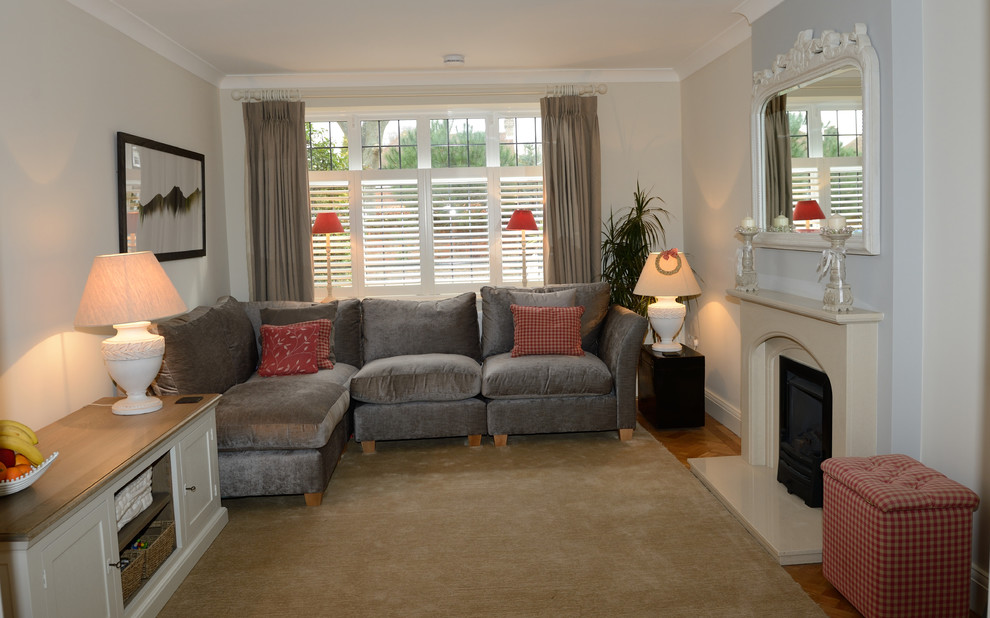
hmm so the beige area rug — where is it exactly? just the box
[160,427,825,617]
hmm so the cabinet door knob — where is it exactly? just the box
[185,485,197,492]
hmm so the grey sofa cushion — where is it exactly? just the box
[154,305,238,395]
[481,282,610,357]
[481,352,613,399]
[216,365,356,451]
[362,293,481,363]
[214,296,259,383]
[246,298,363,367]
[350,354,482,404]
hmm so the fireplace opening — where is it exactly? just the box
[777,356,832,508]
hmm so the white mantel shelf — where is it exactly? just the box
[727,289,884,325]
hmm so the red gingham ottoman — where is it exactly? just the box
[821,455,979,618]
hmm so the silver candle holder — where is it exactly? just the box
[818,228,853,312]
[734,226,760,292]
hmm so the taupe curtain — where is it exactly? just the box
[243,101,314,301]
[764,93,792,219]
[541,95,601,284]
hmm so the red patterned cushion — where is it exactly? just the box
[258,322,321,377]
[285,319,334,369]
[510,305,585,357]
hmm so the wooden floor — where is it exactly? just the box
[637,412,864,618]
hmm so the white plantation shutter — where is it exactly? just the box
[828,166,864,230]
[432,178,490,284]
[500,177,544,284]
[362,180,421,286]
[310,180,352,287]
[791,166,820,204]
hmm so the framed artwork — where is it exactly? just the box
[117,132,206,261]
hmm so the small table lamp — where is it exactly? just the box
[793,199,825,232]
[506,209,539,287]
[74,252,187,415]
[312,212,346,299]
[633,249,702,353]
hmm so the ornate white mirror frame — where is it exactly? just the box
[751,23,880,255]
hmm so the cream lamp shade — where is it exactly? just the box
[633,249,701,353]
[75,251,187,415]
[506,209,539,287]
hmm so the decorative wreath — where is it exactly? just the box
[655,249,682,276]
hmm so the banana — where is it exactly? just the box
[0,435,43,466]
[0,426,33,444]
[0,420,37,445]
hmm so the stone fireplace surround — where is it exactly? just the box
[690,289,883,564]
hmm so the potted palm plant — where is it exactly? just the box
[600,181,670,316]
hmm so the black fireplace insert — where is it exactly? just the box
[777,356,832,508]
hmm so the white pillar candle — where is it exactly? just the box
[773,215,789,228]
[741,216,755,228]
[827,215,846,231]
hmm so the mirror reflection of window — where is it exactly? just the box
[782,68,864,232]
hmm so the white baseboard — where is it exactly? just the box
[972,561,988,617]
[704,389,740,436]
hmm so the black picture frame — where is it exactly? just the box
[116,132,206,261]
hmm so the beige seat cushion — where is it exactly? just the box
[350,354,482,404]
[481,352,613,399]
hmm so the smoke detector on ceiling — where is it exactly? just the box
[443,54,465,65]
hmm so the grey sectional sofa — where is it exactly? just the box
[152,283,647,505]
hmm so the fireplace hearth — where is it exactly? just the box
[777,356,832,508]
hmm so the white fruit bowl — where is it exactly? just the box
[0,451,59,496]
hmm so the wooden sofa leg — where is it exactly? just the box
[304,492,323,506]
[493,434,508,447]
[361,440,376,454]
[619,428,634,441]
[468,434,482,447]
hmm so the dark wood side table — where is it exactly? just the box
[637,344,705,429]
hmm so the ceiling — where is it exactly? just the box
[69,0,784,87]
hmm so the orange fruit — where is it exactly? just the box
[13,454,29,467]
[0,462,6,475]
[4,467,24,481]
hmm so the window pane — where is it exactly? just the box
[432,179,490,283]
[362,181,420,286]
[431,117,486,168]
[499,117,542,166]
[362,119,417,170]
[306,121,349,171]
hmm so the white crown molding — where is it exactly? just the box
[732,0,787,25]
[65,0,224,86]
[219,68,679,91]
[675,17,751,80]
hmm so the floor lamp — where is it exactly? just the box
[506,209,538,287]
[312,212,345,299]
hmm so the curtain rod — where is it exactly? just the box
[230,84,607,102]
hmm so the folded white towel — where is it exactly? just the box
[115,467,154,530]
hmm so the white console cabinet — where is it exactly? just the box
[0,395,228,617]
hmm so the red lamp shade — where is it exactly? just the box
[792,200,825,221]
[312,212,345,234]
[506,209,538,231]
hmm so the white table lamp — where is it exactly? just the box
[75,252,187,415]
[633,249,701,353]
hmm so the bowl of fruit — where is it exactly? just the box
[0,420,57,496]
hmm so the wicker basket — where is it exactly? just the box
[120,549,146,603]
[141,520,176,580]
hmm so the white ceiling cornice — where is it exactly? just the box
[65,0,225,86]
[675,17,752,80]
[219,68,680,91]
[732,0,787,25]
